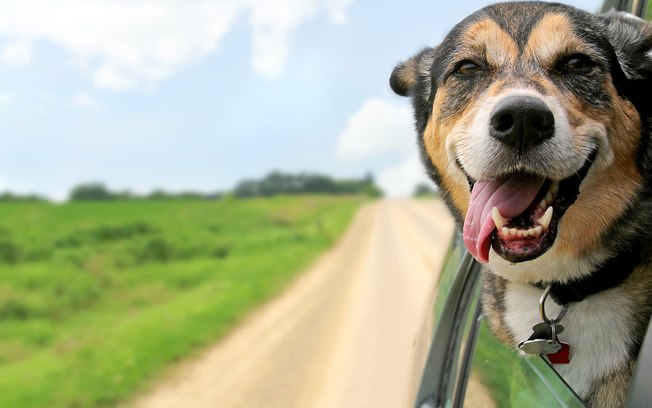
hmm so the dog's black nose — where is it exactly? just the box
[489,96,555,154]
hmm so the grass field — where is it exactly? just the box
[0,195,367,408]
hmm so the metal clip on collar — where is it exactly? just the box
[539,284,567,325]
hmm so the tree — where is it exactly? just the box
[413,183,438,198]
[0,192,45,202]
[233,171,383,198]
[69,183,117,201]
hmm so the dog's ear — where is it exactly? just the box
[390,47,436,97]
[600,10,652,81]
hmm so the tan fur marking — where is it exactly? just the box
[557,79,642,256]
[423,89,470,215]
[525,13,588,67]
[484,79,509,98]
[462,19,518,69]
[564,101,584,128]
[530,74,552,96]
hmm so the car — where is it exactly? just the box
[408,2,651,407]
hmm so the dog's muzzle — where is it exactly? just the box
[489,95,555,155]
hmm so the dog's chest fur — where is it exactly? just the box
[502,282,634,398]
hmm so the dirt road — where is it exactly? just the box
[132,199,455,408]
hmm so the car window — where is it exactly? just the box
[412,237,482,408]
[413,236,586,408]
[462,317,586,408]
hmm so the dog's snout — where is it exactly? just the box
[489,96,555,154]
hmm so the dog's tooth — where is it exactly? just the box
[538,206,553,230]
[527,228,535,237]
[545,191,553,204]
[551,181,559,195]
[539,199,547,211]
[534,225,543,236]
[510,228,517,236]
[517,230,525,237]
[502,227,509,237]
[492,207,508,229]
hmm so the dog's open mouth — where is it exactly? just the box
[462,151,596,263]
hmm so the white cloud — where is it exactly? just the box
[0,0,353,90]
[326,0,353,24]
[248,0,353,78]
[336,97,432,197]
[376,154,431,197]
[336,98,415,161]
[1,40,31,66]
[71,92,100,110]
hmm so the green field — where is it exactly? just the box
[0,195,367,407]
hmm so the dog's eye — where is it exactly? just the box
[562,54,595,74]
[454,61,482,76]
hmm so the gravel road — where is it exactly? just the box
[132,199,455,408]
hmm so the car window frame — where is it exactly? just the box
[413,237,586,408]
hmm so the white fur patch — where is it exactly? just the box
[504,282,634,398]
[488,240,609,284]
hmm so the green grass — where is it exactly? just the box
[0,195,367,407]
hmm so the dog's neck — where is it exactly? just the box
[529,241,643,304]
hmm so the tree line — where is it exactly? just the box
[1,173,444,202]
[66,184,224,201]
[62,171,382,201]
[232,171,382,198]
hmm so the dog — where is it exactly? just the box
[390,2,652,407]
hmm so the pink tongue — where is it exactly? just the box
[463,175,545,263]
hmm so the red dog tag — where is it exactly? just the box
[547,342,571,364]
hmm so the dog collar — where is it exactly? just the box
[523,249,639,365]
[530,246,640,305]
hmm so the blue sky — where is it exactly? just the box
[0,0,602,200]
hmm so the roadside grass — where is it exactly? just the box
[0,195,367,407]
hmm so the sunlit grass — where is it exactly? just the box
[0,195,367,407]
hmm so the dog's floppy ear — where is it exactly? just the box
[390,47,436,97]
[601,10,652,81]
[390,55,420,97]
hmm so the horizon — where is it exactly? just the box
[3,169,387,202]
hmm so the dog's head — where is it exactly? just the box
[391,2,652,282]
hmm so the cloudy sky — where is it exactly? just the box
[0,0,602,200]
